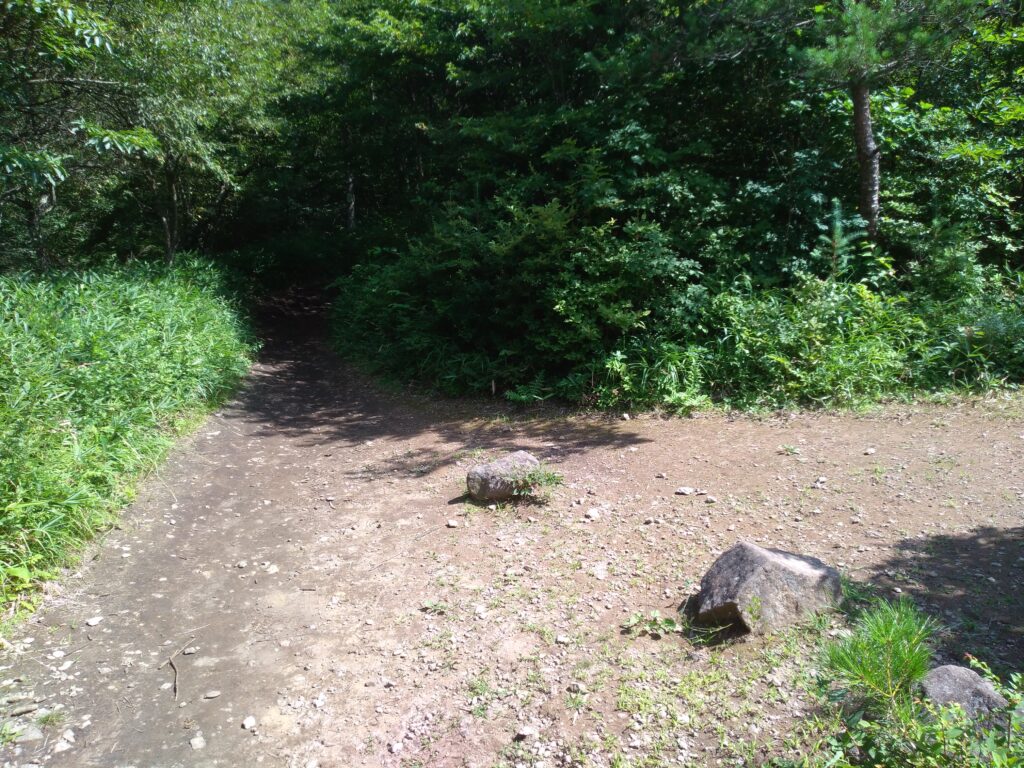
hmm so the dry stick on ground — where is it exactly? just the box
[158,636,195,701]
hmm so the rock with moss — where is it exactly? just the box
[688,541,841,634]
[466,451,540,502]
[921,665,1008,719]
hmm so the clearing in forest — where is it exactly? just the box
[1,303,1021,767]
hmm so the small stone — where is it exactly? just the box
[53,740,73,753]
[190,733,206,750]
[446,519,460,529]
[585,509,601,521]
[567,682,588,694]
[14,725,44,743]
[182,646,198,656]
[704,496,717,504]
[675,487,696,496]
[655,472,667,479]
[555,634,571,645]
[242,715,257,730]
[203,690,221,699]
[389,741,404,754]
[85,616,103,627]
[621,413,630,421]
[515,725,539,741]
[864,447,876,455]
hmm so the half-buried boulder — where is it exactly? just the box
[920,665,1008,720]
[689,541,841,635]
[466,451,540,502]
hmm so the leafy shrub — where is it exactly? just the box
[589,337,708,413]
[331,201,706,400]
[822,600,1023,767]
[705,278,919,408]
[910,269,1024,389]
[0,258,252,608]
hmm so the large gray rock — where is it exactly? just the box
[689,541,841,634]
[920,665,1008,719]
[466,451,540,502]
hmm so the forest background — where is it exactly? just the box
[3,0,1023,414]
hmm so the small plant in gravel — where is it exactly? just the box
[420,600,450,616]
[621,610,684,638]
[512,465,563,500]
[36,711,65,728]
[0,722,17,746]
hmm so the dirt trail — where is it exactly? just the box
[2,297,1023,768]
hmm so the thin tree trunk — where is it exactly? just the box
[347,173,356,230]
[158,164,180,265]
[851,80,880,239]
[160,211,175,265]
[25,191,54,268]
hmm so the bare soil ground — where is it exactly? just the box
[2,296,1022,768]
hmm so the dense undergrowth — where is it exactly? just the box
[333,257,1024,411]
[0,259,251,611]
[314,3,1023,411]
[4,2,1022,411]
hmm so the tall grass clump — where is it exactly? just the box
[822,599,1023,767]
[0,258,252,611]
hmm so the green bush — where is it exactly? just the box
[705,278,919,408]
[821,600,1023,767]
[330,171,1024,414]
[0,259,252,608]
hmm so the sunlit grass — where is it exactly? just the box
[0,258,252,613]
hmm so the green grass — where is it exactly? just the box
[0,258,252,613]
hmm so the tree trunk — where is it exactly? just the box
[156,163,180,265]
[851,80,880,239]
[25,191,54,268]
[347,173,356,230]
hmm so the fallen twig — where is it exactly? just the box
[158,635,194,701]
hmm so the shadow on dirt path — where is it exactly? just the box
[241,289,647,458]
[869,525,1024,676]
